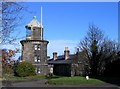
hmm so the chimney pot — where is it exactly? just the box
[65,47,69,51]
[53,52,57,61]
[64,47,70,60]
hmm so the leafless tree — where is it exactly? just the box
[97,39,120,75]
[79,24,120,76]
[0,2,25,44]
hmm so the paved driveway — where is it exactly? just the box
[2,79,120,89]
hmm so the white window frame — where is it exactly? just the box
[34,44,41,50]
[34,56,41,63]
[38,59,41,63]
[34,45,38,50]
[38,68,41,74]
[38,44,41,50]
[34,56,37,62]
[38,56,41,63]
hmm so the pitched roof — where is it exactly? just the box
[48,54,76,64]
[26,16,43,28]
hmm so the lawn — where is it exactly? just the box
[2,75,105,85]
[48,76,105,85]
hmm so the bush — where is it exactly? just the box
[2,64,13,76]
[15,61,36,77]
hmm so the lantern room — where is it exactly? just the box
[25,16,44,40]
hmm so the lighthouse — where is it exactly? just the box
[20,10,49,75]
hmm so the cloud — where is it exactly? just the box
[48,40,79,58]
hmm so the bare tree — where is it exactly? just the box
[0,2,25,44]
[79,24,119,76]
[98,39,120,75]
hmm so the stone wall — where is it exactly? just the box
[20,40,49,75]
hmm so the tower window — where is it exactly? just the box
[38,59,40,62]
[34,56,41,63]
[38,56,41,63]
[35,67,41,74]
[38,68,41,74]
[34,44,41,50]
[34,45,38,50]
[34,56,37,62]
[38,45,41,50]
[26,28,32,37]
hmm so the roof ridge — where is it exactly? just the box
[26,17,43,28]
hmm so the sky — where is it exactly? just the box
[1,2,118,59]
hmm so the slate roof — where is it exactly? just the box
[26,16,43,29]
[48,54,76,64]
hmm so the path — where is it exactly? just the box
[2,79,120,89]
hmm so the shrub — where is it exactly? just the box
[15,61,36,77]
[2,64,13,76]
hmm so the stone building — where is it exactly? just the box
[20,16,49,75]
[48,47,85,76]
[20,17,85,76]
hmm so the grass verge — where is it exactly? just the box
[48,76,105,85]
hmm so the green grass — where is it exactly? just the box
[2,74,105,85]
[48,76,105,85]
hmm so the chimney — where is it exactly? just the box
[64,47,70,60]
[53,52,57,61]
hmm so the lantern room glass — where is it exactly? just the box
[26,28,32,38]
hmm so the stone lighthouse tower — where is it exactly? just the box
[20,16,49,75]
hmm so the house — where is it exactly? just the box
[20,16,49,75]
[20,16,85,76]
[48,47,85,76]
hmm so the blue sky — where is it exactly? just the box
[20,2,118,40]
[1,2,118,59]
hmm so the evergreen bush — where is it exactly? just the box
[15,61,36,77]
